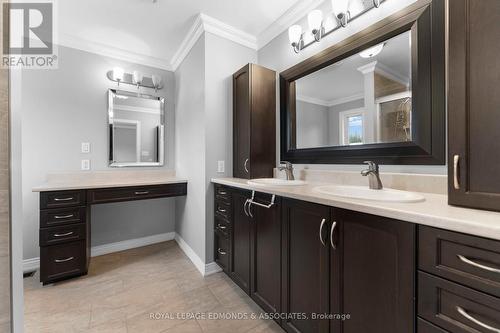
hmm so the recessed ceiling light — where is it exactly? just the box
[359,43,385,58]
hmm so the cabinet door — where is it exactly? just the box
[334,209,415,333]
[230,190,251,293]
[233,65,251,179]
[448,0,500,211]
[282,199,330,333]
[250,193,281,315]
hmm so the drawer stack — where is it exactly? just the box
[39,190,89,284]
[214,184,232,272]
[418,226,500,333]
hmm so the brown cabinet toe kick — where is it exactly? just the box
[38,182,187,284]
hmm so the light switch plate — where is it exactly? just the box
[81,142,90,153]
[217,160,225,173]
[81,159,91,171]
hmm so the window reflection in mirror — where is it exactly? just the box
[108,90,165,167]
[294,30,412,149]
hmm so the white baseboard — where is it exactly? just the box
[23,257,40,273]
[23,231,222,277]
[23,232,176,273]
[174,233,205,275]
[91,232,176,257]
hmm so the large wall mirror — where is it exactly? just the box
[281,0,445,164]
[108,89,165,167]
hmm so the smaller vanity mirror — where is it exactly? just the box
[108,89,165,167]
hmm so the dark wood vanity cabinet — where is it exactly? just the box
[233,64,276,179]
[448,0,500,211]
[281,199,415,333]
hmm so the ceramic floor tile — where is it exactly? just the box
[24,241,284,333]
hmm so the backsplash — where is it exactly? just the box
[275,168,447,195]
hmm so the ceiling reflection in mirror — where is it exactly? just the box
[294,30,412,149]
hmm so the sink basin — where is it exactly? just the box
[313,185,425,203]
[247,178,307,187]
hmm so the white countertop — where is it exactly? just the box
[33,171,187,192]
[212,177,500,241]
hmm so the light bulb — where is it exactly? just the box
[112,67,124,82]
[331,0,350,27]
[308,10,323,33]
[359,43,385,58]
[288,25,302,45]
[152,75,162,91]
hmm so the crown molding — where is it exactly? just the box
[298,92,365,108]
[58,33,172,71]
[257,0,326,49]
[170,13,258,71]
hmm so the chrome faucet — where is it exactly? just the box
[278,161,295,181]
[361,161,383,190]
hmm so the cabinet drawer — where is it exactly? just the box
[215,200,231,221]
[419,226,500,297]
[40,224,86,246]
[418,318,449,333]
[40,241,87,283]
[215,231,230,272]
[215,184,231,203]
[40,190,86,209]
[215,216,231,238]
[419,272,500,333]
[40,207,86,228]
[87,183,187,204]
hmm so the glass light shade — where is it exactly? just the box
[132,70,144,85]
[359,43,385,58]
[308,10,323,32]
[152,74,162,88]
[112,67,124,81]
[288,25,302,45]
[331,0,349,17]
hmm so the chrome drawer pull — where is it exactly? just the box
[457,306,500,332]
[218,191,227,195]
[330,221,337,250]
[244,158,249,173]
[319,219,327,246]
[457,254,500,274]
[54,214,74,219]
[54,257,74,263]
[217,224,227,230]
[54,197,74,202]
[134,191,149,195]
[217,207,227,213]
[54,232,74,237]
[217,248,227,255]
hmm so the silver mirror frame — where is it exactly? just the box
[108,89,165,167]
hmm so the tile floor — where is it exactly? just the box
[24,241,284,333]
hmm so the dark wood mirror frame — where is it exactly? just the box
[280,0,445,165]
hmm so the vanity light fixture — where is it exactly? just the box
[288,25,303,53]
[107,69,163,90]
[359,43,385,58]
[288,0,384,53]
[308,10,323,41]
[332,0,350,28]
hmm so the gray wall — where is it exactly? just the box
[175,36,207,262]
[20,46,177,260]
[257,0,446,174]
[175,32,257,264]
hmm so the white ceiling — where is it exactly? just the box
[296,30,411,104]
[58,0,303,69]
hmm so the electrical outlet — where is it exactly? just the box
[81,159,91,171]
[217,160,225,173]
[81,142,90,153]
